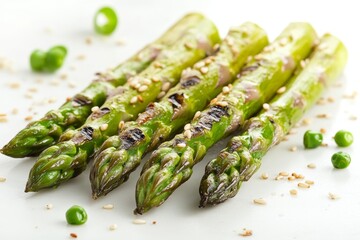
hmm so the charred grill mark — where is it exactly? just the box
[81,127,94,140]
[72,95,92,107]
[240,64,259,75]
[91,107,111,119]
[181,75,201,88]
[120,128,145,149]
[292,92,305,108]
[168,93,184,109]
[137,103,156,124]
[94,72,115,82]
[174,138,186,146]
[193,105,229,135]
[228,140,242,153]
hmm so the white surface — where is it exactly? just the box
[0,0,359,239]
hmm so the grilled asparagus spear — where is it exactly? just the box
[90,22,269,199]
[199,34,347,206]
[25,16,220,192]
[135,23,317,214]
[1,13,206,158]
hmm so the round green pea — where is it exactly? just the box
[30,50,47,71]
[331,151,351,169]
[334,130,353,147]
[94,6,118,35]
[65,205,88,225]
[44,46,67,72]
[303,130,323,149]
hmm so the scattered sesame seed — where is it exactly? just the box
[222,86,230,94]
[231,46,239,54]
[109,224,117,231]
[118,121,125,130]
[287,176,296,181]
[327,97,335,103]
[262,103,270,111]
[307,163,316,169]
[205,58,213,65]
[24,115,33,121]
[349,115,357,121]
[213,44,220,51]
[316,113,329,119]
[100,124,108,131]
[210,97,218,105]
[289,146,297,152]
[103,204,114,210]
[70,233,78,238]
[176,142,186,148]
[240,229,253,237]
[301,118,311,126]
[68,81,77,88]
[288,129,297,135]
[184,124,191,131]
[142,78,152,85]
[48,97,57,104]
[0,113,7,117]
[0,177,7,182]
[184,130,192,139]
[130,96,138,104]
[342,91,357,99]
[161,82,171,92]
[184,42,193,49]
[49,79,60,86]
[276,86,286,94]
[59,73,68,80]
[154,62,164,68]
[137,95,143,102]
[298,182,310,188]
[91,106,100,113]
[282,136,289,141]
[320,128,326,134]
[275,175,284,180]
[194,61,205,69]
[253,198,266,205]
[151,76,160,82]
[217,101,228,107]
[226,37,235,46]
[305,180,314,185]
[138,85,148,92]
[260,173,268,180]
[320,142,328,147]
[115,39,126,46]
[76,54,86,60]
[279,37,288,46]
[132,219,146,225]
[200,67,209,74]
[316,98,326,105]
[85,37,92,45]
[328,192,340,200]
[157,91,166,99]
[194,111,201,119]
[45,203,53,210]
[152,221,157,225]
[289,189,298,196]
[8,82,20,89]
[279,171,289,176]
[254,54,263,61]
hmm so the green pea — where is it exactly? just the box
[44,46,67,72]
[331,151,351,169]
[303,130,323,149]
[334,130,353,147]
[65,205,88,225]
[30,50,46,71]
[94,6,118,35]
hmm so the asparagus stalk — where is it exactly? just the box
[199,34,347,206]
[135,23,317,214]
[90,22,269,199]
[1,13,206,158]
[24,16,220,192]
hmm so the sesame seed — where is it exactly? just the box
[70,233,78,238]
[327,97,335,103]
[289,146,297,152]
[177,142,186,148]
[200,67,209,74]
[320,142,328,147]
[133,219,146,225]
[210,97,218,105]
[253,198,266,205]
[217,101,228,107]
[85,37,92,45]
[0,113,7,117]
[161,82,171,92]
[279,37,288,46]
[296,174,304,179]
[184,124,191,131]
[279,171,289,176]
[194,61,205,69]
[137,95,143,102]
[349,115,357,121]
[277,86,286,94]
[305,180,314,185]
[320,128,326,134]
[103,204,114,210]
[287,176,296,181]
[226,37,235,46]
[316,113,329,119]
[130,96,138,104]
[184,42,193,49]
[157,91,166,99]
[8,82,20,89]
[289,189,298,196]
[328,192,340,200]
[316,98,327,105]
[11,108,18,115]
[100,124,108,131]
[231,46,239,54]
[45,203,53,210]
[115,39,126,46]
[184,130,192,139]
[142,78,152,85]
[76,54,86,60]
[24,115,33,121]
[194,111,201,119]
[138,85,148,92]
[260,173,268,180]
[151,76,160,82]
[222,86,230,94]
[240,229,253,237]
[275,175,283,180]
[109,224,117,231]
[307,163,316,169]
[0,177,7,182]
[213,43,220,51]
[254,54,263,61]
[300,60,307,68]
[262,103,270,110]
[205,58,213,65]
[154,62,164,68]
[282,136,289,141]
[288,129,297,135]
[298,182,310,188]
[91,106,100,113]
[246,56,253,63]
[301,118,311,126]
[118,121,125,130]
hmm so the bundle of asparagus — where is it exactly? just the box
[135,23,317,214]
[1,13,207,158]
[25,15,220,192]
[199,34,348,206]
[90,22,269,199]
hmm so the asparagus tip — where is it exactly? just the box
[133,207,144,215]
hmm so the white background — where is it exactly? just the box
[0,0,359,239]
